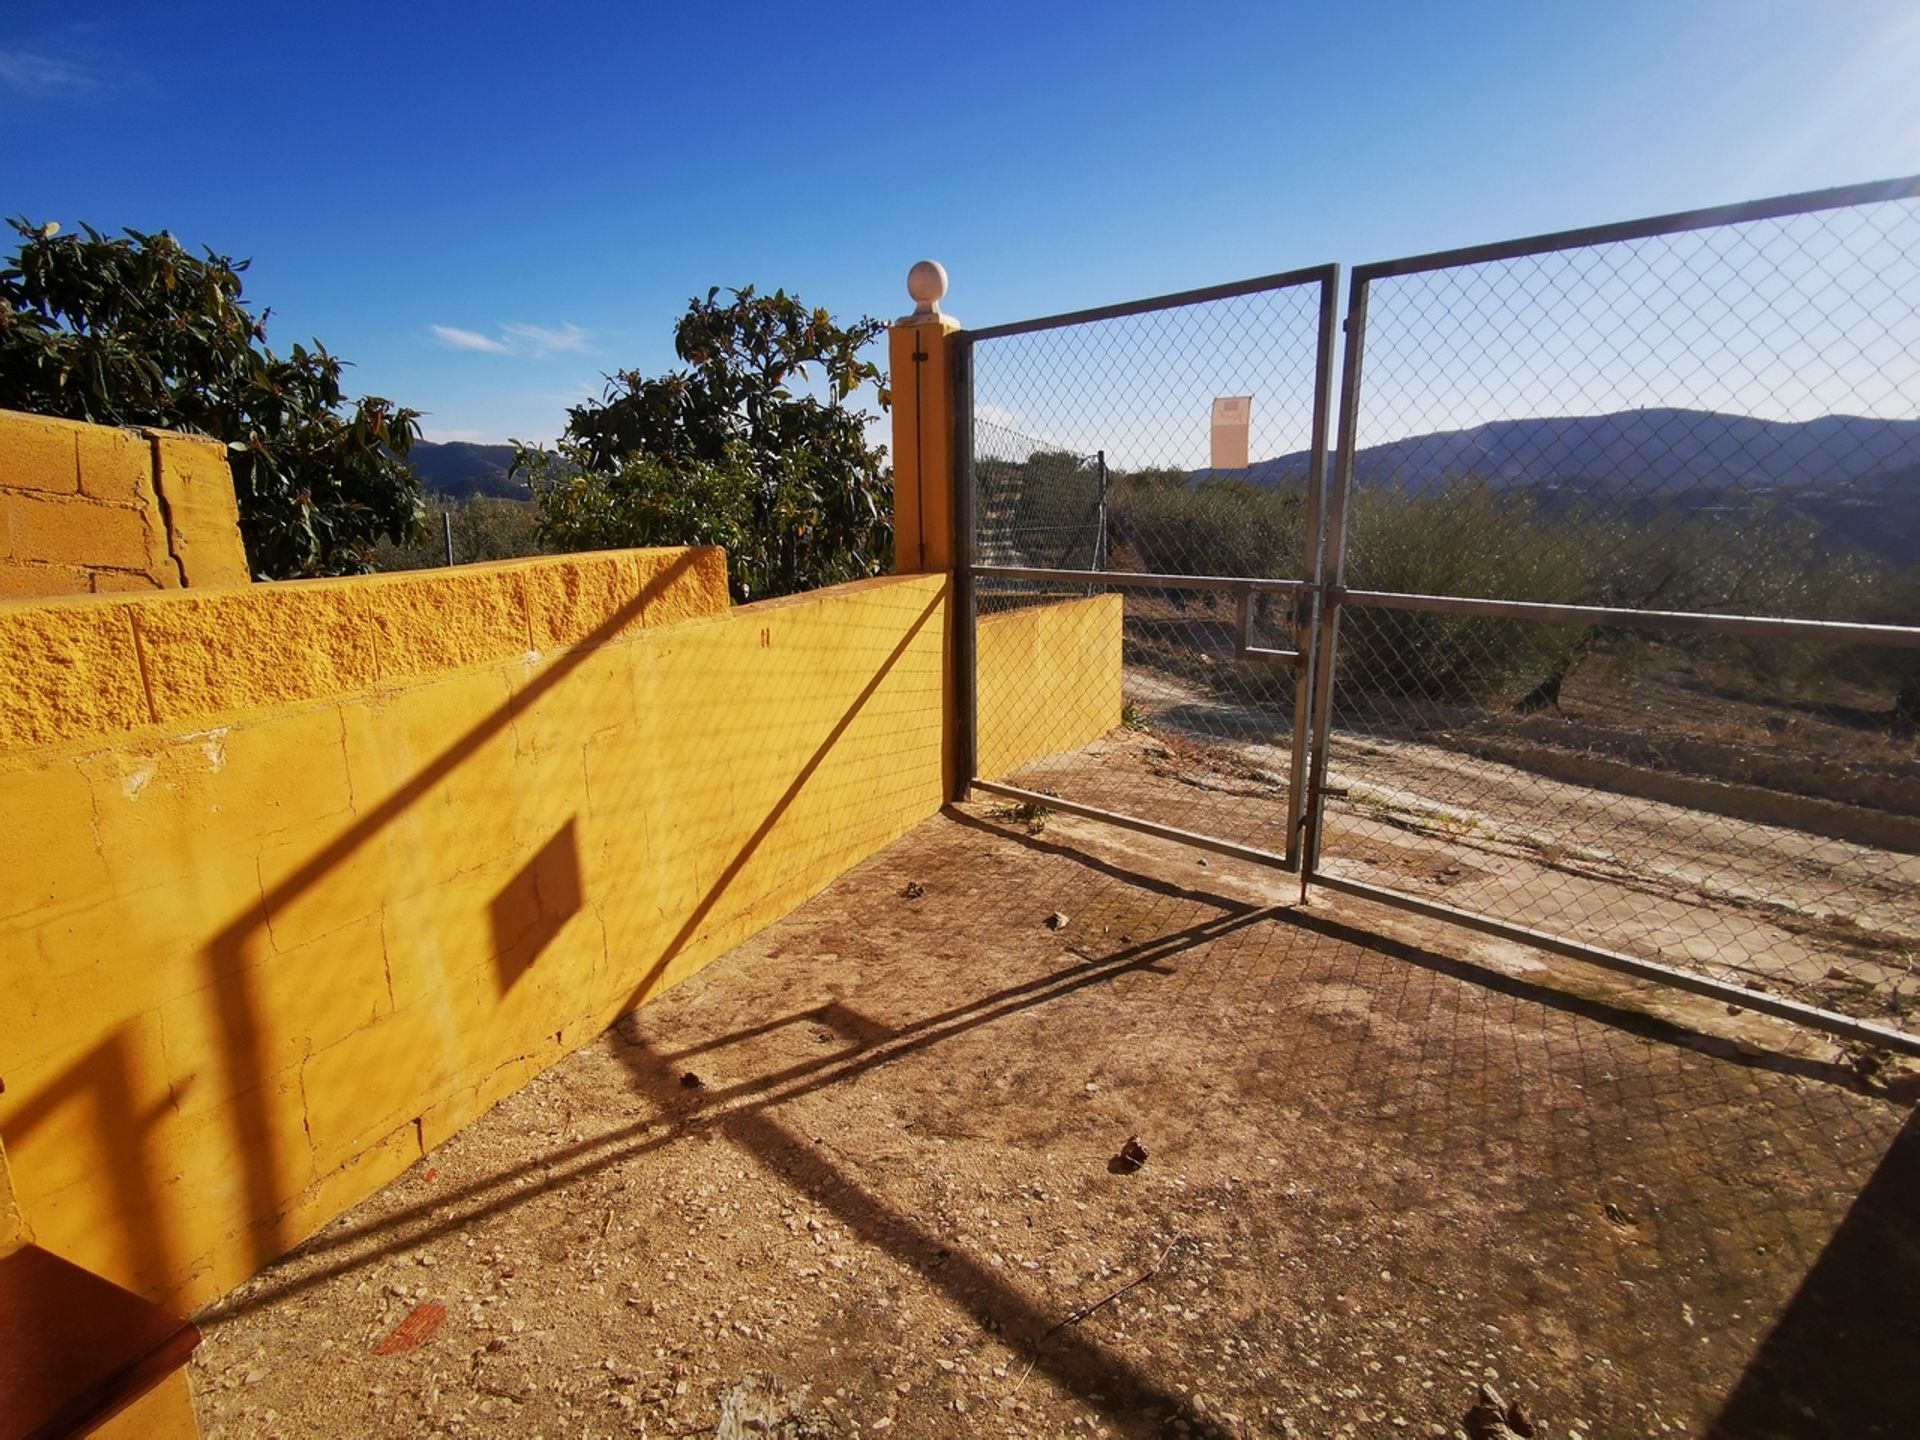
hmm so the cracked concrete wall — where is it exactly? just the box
[0,409,250,599]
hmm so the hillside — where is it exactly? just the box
[1234,408,1920,564]
[409,439,527,500]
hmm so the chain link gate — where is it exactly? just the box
[954,175,1920,1058]
[956,266,1340,871]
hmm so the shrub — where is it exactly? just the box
[372,497,549,572]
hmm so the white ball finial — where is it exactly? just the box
[905,259,948,320]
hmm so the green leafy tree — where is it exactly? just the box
[516,285,890,602]
[0,219,422,578]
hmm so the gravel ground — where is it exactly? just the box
[191,804,1920,1439]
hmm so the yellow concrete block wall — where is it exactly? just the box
[0,409,250,598]
[1,1139,27,1256]
[0,542,1121,1310]
[975,593,1126,778]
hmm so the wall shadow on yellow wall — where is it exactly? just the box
[611,587,944,1019]
[490,819,585,994]
[4,1029,187,1298]
[197,551,705,1276]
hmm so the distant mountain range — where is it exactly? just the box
[1238,408,1920,564]
[411,409,1920,565]
[409,440,526,500]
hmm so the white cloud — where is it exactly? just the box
[429,321,591,358]
[0,45,128,95]
[431,324,511,354]
[0,49,95,91]
[501,322,591,356]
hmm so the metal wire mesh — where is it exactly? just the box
[973,420,1106,571]
[975,573,1309,859]
[967,272,1336,863]
[1339,197,1920,616]
[1319,186,1920,1044]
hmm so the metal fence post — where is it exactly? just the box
[1301,270,1369,889]
[1095,449,1109,573]
[953,329,977,803]
[1286,267,1341,872]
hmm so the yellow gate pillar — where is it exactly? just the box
[889,261,963,574]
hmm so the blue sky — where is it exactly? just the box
[5,2,1920,446]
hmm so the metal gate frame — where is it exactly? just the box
[954,175,1920,1058]
[955,263,1341,872]
[1304,175,1920,1057]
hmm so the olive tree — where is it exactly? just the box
[516,285,890,602]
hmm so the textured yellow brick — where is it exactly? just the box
[459,900,604,1068]
[1,1138,28,1253]
[75,422,157,507]
[131,584,382,722]
[416,1040,562,1153]
[91,569,165,593]
[0,598,151,750]
[889,315,962,573]
[523,545,730,650]
[1,566,1053,1313]
[1,903,191,1080]
[254,817,399,956]
[5,492,156,570]
[135,701,355,839]
[361,564,532,682]
[0,409,81,493]
[57,701,354,923]
[0,1018,184,1297]
[378,849,544,1009]
[0,722,357,1082]
[1,558,92,599]
[279,1116,421,1257]
[338,664,523,838]
[130,1061,313,1308]
[147,430,250,588]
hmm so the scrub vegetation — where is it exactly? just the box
[988,451,1919,721]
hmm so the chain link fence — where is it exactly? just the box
[955,178,1920,1053]
[1309,180,1920,1049]
[972,419,1106,571]
[964,269,1338,865]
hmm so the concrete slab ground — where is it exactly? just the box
[190,804,1920,1439]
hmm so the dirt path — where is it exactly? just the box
[190,808,1919,1439]
[1001,664,1919,1038]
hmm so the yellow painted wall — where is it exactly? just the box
[975,594,1126,778]
[0,539,1122,1311]
[0,409,250,599]
[1,1139,27,1257]
[93,1371,201,1440]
